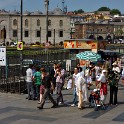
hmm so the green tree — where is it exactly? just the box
[110,9,121,15]
[74,9,84,14]
[114,29,124,36]
[97,7,110,11]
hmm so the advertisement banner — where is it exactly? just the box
[76,40,97,49]
[64,40,97,50]
[64,40,75,49]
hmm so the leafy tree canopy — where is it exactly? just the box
[72,7,121,15]
[74,9,84,14]
[97,7,110,11]
[110,9,121,15]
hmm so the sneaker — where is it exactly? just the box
[71,104,76,107]
[28,98,32,100]
[59,102,64,105]
[51,104,58,108]
[37,106,43,109]
[97,104,101,107]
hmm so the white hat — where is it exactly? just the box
[102,70,107,73]
[93,89,97,92]
[112,62,117,65]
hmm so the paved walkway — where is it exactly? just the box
[0,84,124,124]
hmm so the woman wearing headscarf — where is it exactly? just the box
[97,70,108,104]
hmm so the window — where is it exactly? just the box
[48,20,51,26]
[13,19,17,26]
[25,30,29,37]
[13,30,17,37]
[59,20,63,26]
[48,30,51,37]
[37,19,40,26]
[25,19,28,27]
[36,30,41,37]
[59,30,63,37]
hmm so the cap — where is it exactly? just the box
[112,62,117,65]
[102,70,107,73]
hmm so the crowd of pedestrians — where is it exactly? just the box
[25,63,66,109]
[25,57,123,110]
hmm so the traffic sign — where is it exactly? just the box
[0,46,6,66]
[17,42,23,50]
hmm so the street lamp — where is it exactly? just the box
[44,0,49,64]
[20,0,23,76]
[44,0,49,42]
[3,26,6,46]
[21,0,23,42]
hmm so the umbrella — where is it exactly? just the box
[76,51,101,62]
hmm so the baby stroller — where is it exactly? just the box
[89,89,105,111]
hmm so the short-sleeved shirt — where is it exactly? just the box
[42,75,52,88]
[26,68,33,82]
[34,71,41,85]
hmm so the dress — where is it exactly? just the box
[76,73,86,109]
[97,73,107,95]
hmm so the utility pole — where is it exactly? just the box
[53,29,55,46]
[3,26,6,46]
[21,0,23,42]
[44,0,49,43]
[44,0,49,64]
[40,27,41,44]
[20,0,23,76]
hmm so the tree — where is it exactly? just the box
[114,29,124,37]
[74,9,84,14]
[110,9,121,15]
[97,7,110,11]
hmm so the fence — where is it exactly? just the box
[0,48,70,93]
[0,65,26,93]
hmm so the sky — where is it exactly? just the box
[0,0,124,14]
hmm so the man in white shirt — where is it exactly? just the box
[26,64,35,100]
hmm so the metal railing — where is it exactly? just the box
[0,49,70,93]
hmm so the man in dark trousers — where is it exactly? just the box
[50,63,57,94]
[37,69,58,109]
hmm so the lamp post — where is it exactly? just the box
[3,26,6,46]
[44,0,49,64]
[21,0,23,42]
[44,0,49,42]
[53,29,55,46]
[20,0,23,76]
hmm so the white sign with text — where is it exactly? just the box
[0,46,6,66]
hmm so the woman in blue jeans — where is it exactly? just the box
[71,67,79,106]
